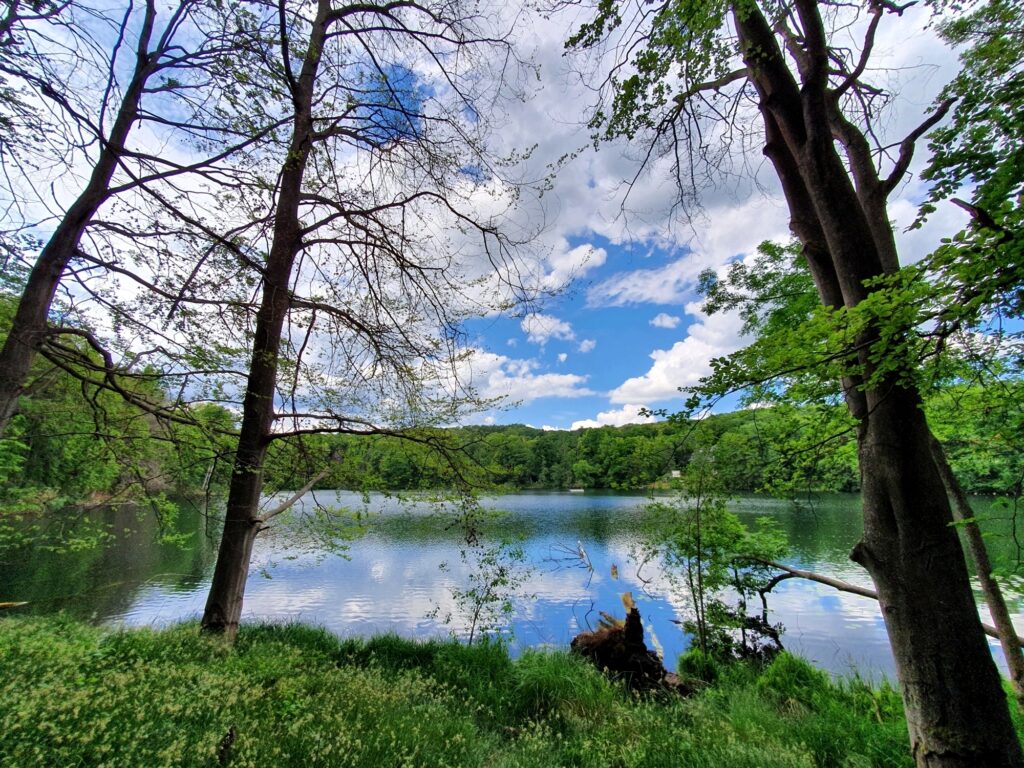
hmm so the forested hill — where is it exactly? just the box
[282,413,860,494]
[1,311,1016,499]
[263,388,1019,496]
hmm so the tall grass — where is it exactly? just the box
[0,615,960,767]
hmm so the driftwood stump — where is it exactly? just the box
[571,607,688,693]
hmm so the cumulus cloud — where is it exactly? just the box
[609,303,746,403]
[650,313,681,329]
[466,350,594,402]
[571,403,655,430]
[521,313,575,345]
[557,352,568,362]
[578,339,596,353]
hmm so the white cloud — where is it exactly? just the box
[557,352,567,362]
[506,338,517,347]
[465,350,594,403]
[578,339,596,353]
[889,192,968,265]
[584,194,791,308]
[586,256,701,307]
[571,403,655,430]
[650,313,681,329]
[609,303,746,404]
[521,313,575,345]
[543,241,608,289]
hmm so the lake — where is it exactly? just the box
[3,490,1022,678]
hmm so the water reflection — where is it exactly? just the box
[0,502,216,622]
[2,491,1020,678]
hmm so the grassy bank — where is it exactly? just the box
[0,616,937,767]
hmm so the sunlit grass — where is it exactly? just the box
[0,615,948,767]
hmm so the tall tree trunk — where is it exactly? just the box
[0,0,158,437]
[200,0,329,638]
[200,503,262,640]
[852,388,1020,767]
[734,3,1022,764]
[929,434,1024,703]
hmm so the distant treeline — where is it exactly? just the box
[263,386,1021,497]
[254,407,858,495]
[1,335,1018,501]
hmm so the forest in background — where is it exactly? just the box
[2,0,1023,759]
[2,309,1018,501]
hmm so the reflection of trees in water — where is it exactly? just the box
[0,502,215,620]
[7,492,1021,626]
[745,495,864,566]
[741,495,1024,608]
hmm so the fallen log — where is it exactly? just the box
[757,560,1018,648]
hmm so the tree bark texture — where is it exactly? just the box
[200,0,329,637]
[0,0,158,437]
[853,389,1020,767]
[733,2,1022,765]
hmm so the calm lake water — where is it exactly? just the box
[3,491,1022,678]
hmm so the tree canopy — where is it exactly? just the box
[566,0,1024,762]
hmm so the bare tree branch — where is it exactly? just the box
[756,559,1014,646]
[881,98,955,195]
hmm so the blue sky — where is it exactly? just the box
[442,3,966,432]
[2,0,969,433]
[461,234,742,429]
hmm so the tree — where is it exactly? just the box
[921,0,1023,240]
[566,0,1022,763]
[192,0,538,638]
[691,0,1024,703]
[0,289,238,552]
[642,442,786,662]
[0,0,276,436]
[698,238,1024,701]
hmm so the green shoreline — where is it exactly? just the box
[4,615,1003,768]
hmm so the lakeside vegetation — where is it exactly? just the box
[0,615,932,768]
[1,0,1022,758]
[2,348,1018,504]
[269,384,1021,496]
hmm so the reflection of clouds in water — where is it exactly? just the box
[818,594,842,611]
[763,579,892,678]
[117,583,207,627]
[247,584,328,614]
[101,492,1024,678]
[248,543,468,637]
